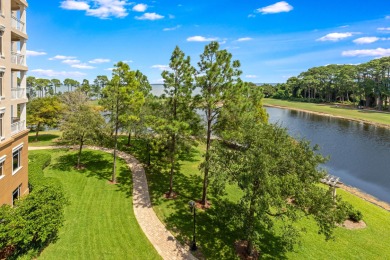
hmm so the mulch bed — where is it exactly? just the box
[164,192,178,199]
[341,219,367,230]
[234,240,259,260]
[74,164,86,170]
[195,200,211,210]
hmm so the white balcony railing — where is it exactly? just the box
[11,88,26,99]
[11,120,25,135]
[11,52,25,66]
[11,15,25,33]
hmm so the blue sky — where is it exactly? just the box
[26,0,390,84]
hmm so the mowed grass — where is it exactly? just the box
[32,149,160,260]
[126,141,390,259]
[28,130,62,146]
[263,98,390,127]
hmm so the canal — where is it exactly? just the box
[266,107,390,204]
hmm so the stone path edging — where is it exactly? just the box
[29,145,197,260]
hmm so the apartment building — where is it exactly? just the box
[0,0,29,205]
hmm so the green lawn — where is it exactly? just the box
[28,130,62,146]
[31,149,160,260]
[263,98,390,127]
[123,140,390,259]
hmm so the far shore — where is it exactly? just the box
[265,103,390,211]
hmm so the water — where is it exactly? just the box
[266,107,390,203]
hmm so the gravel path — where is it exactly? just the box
[29,145,197,260]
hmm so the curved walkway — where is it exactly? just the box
[29,145,197,260]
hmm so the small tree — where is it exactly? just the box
[155,46,199,197]
[100,62,145,183]
[210,122,350,256]
[61,91,105,168]
[196,41,242,205]
[27,96,63,141]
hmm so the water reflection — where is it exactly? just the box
[267,107,390,203]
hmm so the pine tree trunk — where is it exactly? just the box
[35,122,41,142]
[201,109,212,205]
[112,95,119,184]
[127,131,131,146]
[77,139,83,168]
[168,139,175,197]
[147,141,151,166]
[245,185,258,256]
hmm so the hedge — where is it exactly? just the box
[0,153,67,259]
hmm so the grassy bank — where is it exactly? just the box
[125,141,390,259]
[32,149,160,260]
[263,98,390,127]
[28,130,62,146]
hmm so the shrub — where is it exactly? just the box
[0,153,67,259]
[348,208,363,222]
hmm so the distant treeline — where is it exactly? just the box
[262,56,390,110]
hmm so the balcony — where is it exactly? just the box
[11,119,25,135]
[11,15,25,34]
[11,52,25,66]
[11,88,26,99]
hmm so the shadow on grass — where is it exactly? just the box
[50,150,133,198]
[28,133,60,143]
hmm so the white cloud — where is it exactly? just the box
[386,16,390,19]
[316,32,354,42]
[49,55,76,60]
[135,12,164,20]
[60,0,89,10]
[168,14,175,19]
[26,50,47,57]
[163,25,181,31]
[71,63,96,69]
[105,68,115,71]
[378,27,390,32]
[187,36,218,42]
[151,64,170,71]
[353,37,379,44]
[342,48,390,57]
[257,1,293,14]
[245,75,258,78]
[60,0,129,19]
[31,69,86,78]
[89,58,111,64]
[123,60,133,63]
[248,14,256,18]
[62,59,81,65]
[237,37,253,42]
[132,3,147,12]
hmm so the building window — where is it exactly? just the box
[12,186,21,206]
[13,148,21,173]
[0,160,4,179]
[0,72,3,96]
[12,144,23,174]
[0,155,5,177]
[0,31,3,56]
[0,113,3,138]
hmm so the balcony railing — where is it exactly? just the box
[11,120,25,135]
[11,88,26,99]
[11,15,25,33]
[11,52,25,66]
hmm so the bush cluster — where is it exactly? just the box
[348,207,363,222]
[0,153,67,259]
